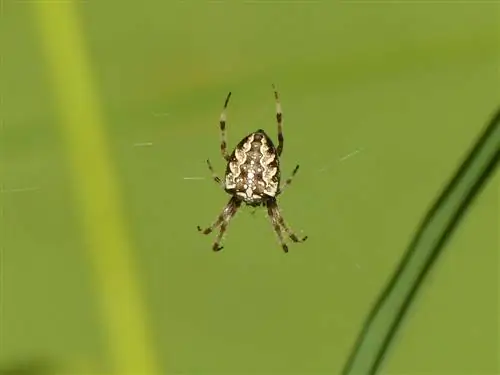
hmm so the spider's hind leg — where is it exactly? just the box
[197,196,241,251]
[266,200,289,253]
[267,199,307,247]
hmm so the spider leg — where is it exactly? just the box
[197,196,235,235]
[266,200,289,253]
[219,92,232,162]
[197,214,223,236]
[268,199,308,244]
[206,159,223,187]
[278,164,300,195]
[212,199,241,251]
[197,196,241,251]
[272,84,284,157]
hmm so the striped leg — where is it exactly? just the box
[266,200,289,253]
[197,196,241,251]
[219,92,232,161]
[268,199,307,244]
[278,164,300,195]
[272,84,284,156]
[206,159,223,187]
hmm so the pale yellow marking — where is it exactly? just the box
[229,161,240,176]
[243,134,255,151]
[264,166,278,179]
[32,3,159,374]
[234,149,246,165]
[232,134,254,178]
[259,141,275,166]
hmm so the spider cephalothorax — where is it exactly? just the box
[197,85,307,253]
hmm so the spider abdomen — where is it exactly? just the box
[224,130,280,204]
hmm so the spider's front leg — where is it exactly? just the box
[197,196,241,251]
[219,92,232,162]
[272,84,284,157]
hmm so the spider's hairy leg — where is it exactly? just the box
[278,164,300,195]
[272,84,284,157]
[212,199,241,251]
[206,159,223,186]
[197,196,234,235]
[266,199,288,253]
[268,199,308,244]
[219,91,232,162]
[197,196,241,251]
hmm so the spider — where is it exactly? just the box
[197,85,308,253]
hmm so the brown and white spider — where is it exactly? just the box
[197,85,308,253]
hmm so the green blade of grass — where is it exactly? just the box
[342,107,500,375]
[32,3,159,374]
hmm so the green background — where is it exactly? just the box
[1,1,499,374]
